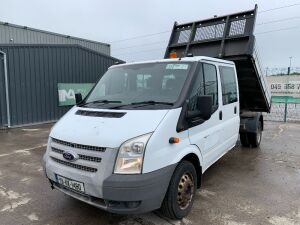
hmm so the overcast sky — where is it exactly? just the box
[0,0,300,68]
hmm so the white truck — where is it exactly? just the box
[43,6,271,219]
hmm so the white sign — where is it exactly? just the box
[269,81,300,96]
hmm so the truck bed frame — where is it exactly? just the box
[164,5,271,112]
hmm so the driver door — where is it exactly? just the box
[188,62,223,171]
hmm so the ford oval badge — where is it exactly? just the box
[62,151,79,162]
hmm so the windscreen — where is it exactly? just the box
[85,62,193,106]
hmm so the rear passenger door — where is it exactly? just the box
[218,65,240,149]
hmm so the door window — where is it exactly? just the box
[188,63,218,112]
[219,66,238,105]
[203,63,218,110]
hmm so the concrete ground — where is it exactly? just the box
[0,122,299,225]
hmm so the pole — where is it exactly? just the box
[288,56,292,75]
[284,97,288,122]
[0,50,11,128]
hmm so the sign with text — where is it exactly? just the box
[269,81,300,97]
[58,83,94,106]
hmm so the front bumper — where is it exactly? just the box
[46,164,176,214]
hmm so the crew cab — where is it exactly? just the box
[43,6,270,219]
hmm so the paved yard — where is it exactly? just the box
[0,122,299,225]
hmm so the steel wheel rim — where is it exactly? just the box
[257,123,262,144]
[177,172,194,210]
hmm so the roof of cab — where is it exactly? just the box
[110,56,235,69]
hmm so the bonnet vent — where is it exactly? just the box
[75,110,126,118]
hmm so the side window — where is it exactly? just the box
[219,66,238,105]
[188,66,205,111]
[188,63,218,111]
[203,63,218,110]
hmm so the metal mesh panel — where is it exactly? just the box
[229,19,246,36]
[194,23,225,41]
[286,104,300,122]
[178,29,192,43]
[264,103,300,122]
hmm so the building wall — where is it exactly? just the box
[0,22,110,55]
[0,44,120,128]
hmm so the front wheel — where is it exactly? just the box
[160,161,197,219]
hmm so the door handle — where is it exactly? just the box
[219,111,223,120]
[234,106,237,114]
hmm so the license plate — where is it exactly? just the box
[56,174,85,193]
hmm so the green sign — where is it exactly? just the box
[58,83,94,106]
[271,96,300,104]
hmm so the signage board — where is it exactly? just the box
[58,83,94,106]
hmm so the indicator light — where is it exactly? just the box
[169,137,180,144]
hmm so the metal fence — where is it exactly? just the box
[265,67,300,76]
[263,96,300,122]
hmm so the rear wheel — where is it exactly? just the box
[240,121,262,148]
[249,121,262,147]
[240,133,250,147]
[160,161,197,219]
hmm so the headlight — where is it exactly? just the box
[114,133,152,174]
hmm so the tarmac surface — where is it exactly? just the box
[0,121,299,225]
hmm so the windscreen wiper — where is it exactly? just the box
[109,100,174,109]
[131,101,174,106]
[79,100,122,107]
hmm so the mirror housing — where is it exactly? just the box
[75,93,83,105]
[186,96,213,120]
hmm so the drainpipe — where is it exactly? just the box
[0,50,11,128]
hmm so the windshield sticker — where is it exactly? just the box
[166,64,189,70]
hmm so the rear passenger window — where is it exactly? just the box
[219,66,238,105]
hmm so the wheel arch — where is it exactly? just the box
[181,153,202,188]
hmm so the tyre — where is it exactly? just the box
[240,133,250,147]
[160,161,197,219]
[248,121,262,148]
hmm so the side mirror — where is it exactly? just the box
[186,96,213,120]
[75,93,83,105]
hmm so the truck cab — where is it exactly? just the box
[43,56,241,219]
[43,6,270,219]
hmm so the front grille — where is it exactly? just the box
[50,157,98,173]
[52,138,106,152]
[52,147,102,163]
[51,147,64,154]
[79,154,102,163]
